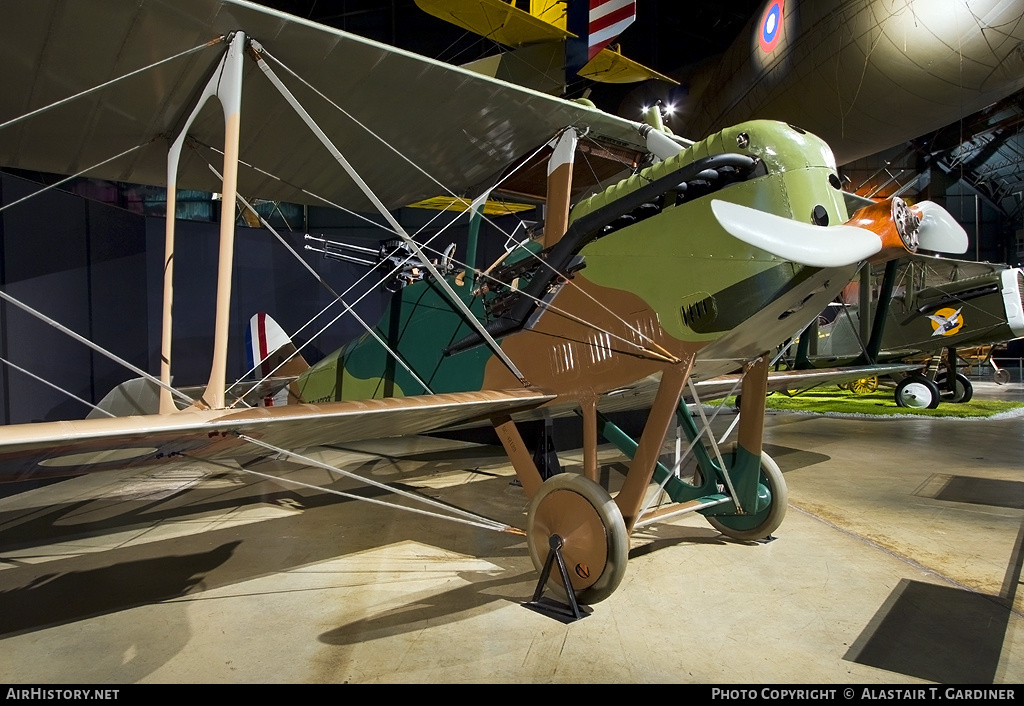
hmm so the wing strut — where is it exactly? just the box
[161,31,249,413]
[542,128,578,248]
[249,41,530,386]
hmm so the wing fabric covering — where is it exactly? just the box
[0,0,647,210]
[0,389,554,482]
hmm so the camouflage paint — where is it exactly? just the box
[293,120,850,409]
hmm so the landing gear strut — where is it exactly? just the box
[707,452,787,540]
[497,356,788,615]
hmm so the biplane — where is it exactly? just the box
[412,0,676,93]
[789,253,1024,409]
[0,0,972,610]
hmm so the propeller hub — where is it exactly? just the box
[891,198,920,253]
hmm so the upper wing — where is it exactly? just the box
[0,388,553,482]
[0,0,649,210]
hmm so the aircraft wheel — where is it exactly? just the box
[935,372,974,404]
[707,452,788,541]
[995,368,1011,385]
[526,473,628,605]
[849,376,878,395]
[894,375,940,409]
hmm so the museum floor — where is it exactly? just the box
[0,381,1022,684]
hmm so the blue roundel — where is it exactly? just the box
[759,1,784,53]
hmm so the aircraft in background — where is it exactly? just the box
[413,0,676,95]
[789,253,1024,409]
[0,0,970,612]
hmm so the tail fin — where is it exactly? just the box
[245,313,309,379]
[566,0,637,73]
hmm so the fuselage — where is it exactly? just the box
[293,120,859,405]
[815,264,1024,363]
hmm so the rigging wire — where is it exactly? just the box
[0,33,678,408]
[411,237,680,363]
[0,38,224,133]
[229,190,435,402]
[0,142,152,216]
[0,355,114,418]
[0,288,196,409]
[202,117,677,387]
[199,163,435,401]
[222,200,472,401]
[251,46,528,385]
[231,435,519,534]
[210,131,677,366]
[231,48,676,360]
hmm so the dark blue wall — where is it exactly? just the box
[0,173,522,424]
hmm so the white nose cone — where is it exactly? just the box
[710,199,882,268]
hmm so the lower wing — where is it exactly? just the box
[0,389,554,482]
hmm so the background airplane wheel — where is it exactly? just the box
[894,375,940,409]
[526,474,628,605]
[706,452,788,541]
[995,368,1011,385]
[849,376,878,395]
[935,372,974,403]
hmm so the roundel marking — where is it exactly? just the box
[929,307,964,336]
[758,0,785,54]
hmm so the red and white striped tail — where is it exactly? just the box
[246,312,291,378]
[587,0,636,60]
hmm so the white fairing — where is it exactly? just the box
[643,126,686,160]
[1000,268,1024,339]
[915,201,969,254]
[710,199,882,268]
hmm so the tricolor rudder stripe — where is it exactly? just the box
[587,0,636,60]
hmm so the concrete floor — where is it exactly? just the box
[0,381,1022,683]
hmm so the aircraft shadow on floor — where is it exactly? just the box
[0,441,825,642]
[0,459,540,640]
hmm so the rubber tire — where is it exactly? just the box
[935,372,974,404]
[526,474,629,605]
[707,452,788,541]
[894,375,940,409]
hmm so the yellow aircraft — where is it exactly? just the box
[414,0,677,94]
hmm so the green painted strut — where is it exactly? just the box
[592,405,769,515]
